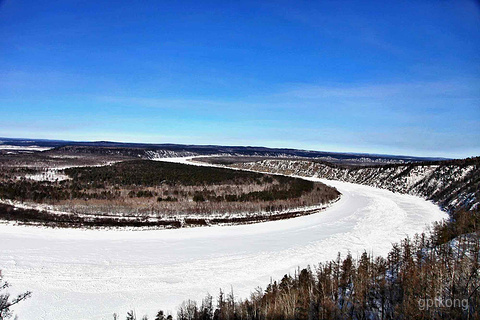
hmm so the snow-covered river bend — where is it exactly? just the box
[0,158,447,319]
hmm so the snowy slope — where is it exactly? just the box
[0,145,53,151]
[0,165,446,320]
[233,159,479,212]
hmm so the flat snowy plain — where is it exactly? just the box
[0,158,447,320]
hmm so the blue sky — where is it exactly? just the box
[1,0,479,158]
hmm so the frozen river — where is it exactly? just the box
[0,160,447,319]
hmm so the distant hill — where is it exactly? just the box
[0,137,446,165]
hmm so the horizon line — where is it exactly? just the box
[0,135,455,160]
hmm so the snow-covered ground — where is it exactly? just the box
[152,155,223,167]
[0,145,52,151]
[0,158,447,320]
[23,161,119,182]
[24,168,71,182]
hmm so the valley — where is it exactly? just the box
[0,164,447,319]
[0,144,476,319]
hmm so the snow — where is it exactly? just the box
[0,158,448,320]
[23,161,119,182]
[0,145,52,151]
[404,165,438,188]
[153,155,223,167]
[24,169,70,182]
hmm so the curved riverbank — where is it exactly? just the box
[0,170,446,319]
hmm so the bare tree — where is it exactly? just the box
[126,310,136,320]
[0,272,31,320]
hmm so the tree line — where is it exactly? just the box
[63,160,277,187]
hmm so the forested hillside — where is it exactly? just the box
[231,157,480,212]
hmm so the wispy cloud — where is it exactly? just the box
[98,96,236,109]
[280,80,480,100]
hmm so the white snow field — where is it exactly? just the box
[0,145,53,151]
[0,159,447,320]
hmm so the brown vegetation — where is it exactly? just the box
[0,160,340,225]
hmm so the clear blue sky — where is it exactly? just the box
[1,0,479,158]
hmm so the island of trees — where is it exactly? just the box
[0,160,340,228]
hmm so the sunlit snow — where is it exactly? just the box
[0,158,447,320]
